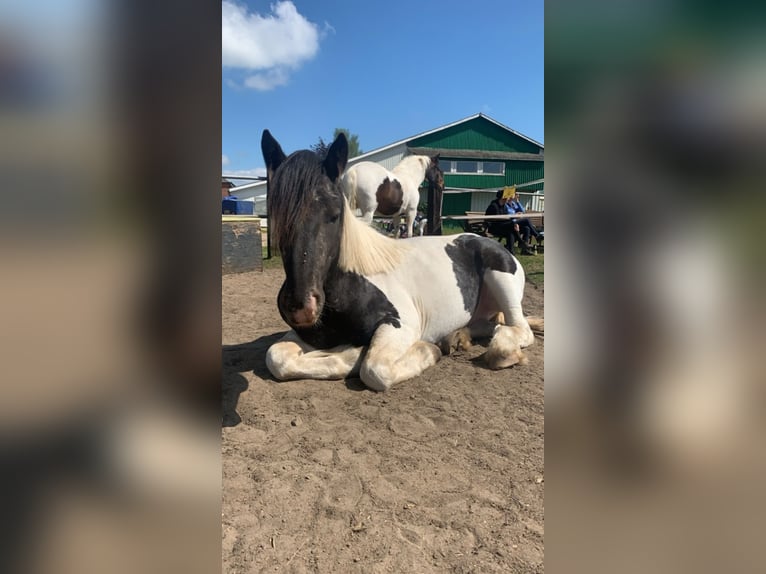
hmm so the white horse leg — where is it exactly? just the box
[482,269,535,346]
[360,324,441,391]
[352,190,375,223]
[405,207,417,239]
[391,214,402,237]
[438,313,507,354]
[480,269,538,369]
[266,330,364,380]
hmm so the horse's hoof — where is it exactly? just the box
[486,348,527,369]
[438,328,473,354]
[486,324,527,369]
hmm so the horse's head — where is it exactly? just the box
[262,130,349,329]
[425,154,444,190]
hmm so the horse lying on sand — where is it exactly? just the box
[261,130,542,391]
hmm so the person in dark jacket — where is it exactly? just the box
[485,190,535,255]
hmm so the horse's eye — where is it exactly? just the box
[328,213,340,223]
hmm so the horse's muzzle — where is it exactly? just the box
[289,292,320,328]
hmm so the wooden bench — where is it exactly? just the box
[519,212,544,229]
[463,211,544,236]
[462,213,545,256]
[463,212,493,237]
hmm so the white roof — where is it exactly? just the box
[349,112,543,162]
[230,179,266,194]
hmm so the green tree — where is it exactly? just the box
[310,137,329,157]
[311,129,363,159]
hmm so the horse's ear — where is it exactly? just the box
[261,129,287,182]
[431,153,440,165]
[323,132,348,182]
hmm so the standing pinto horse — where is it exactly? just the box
[262,130,541,391]
[340,153,443,238]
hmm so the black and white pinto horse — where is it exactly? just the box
[262,130,541,391]
[341,153,443,238]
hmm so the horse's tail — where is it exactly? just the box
[341,168,358,211]
[525,316,545,337]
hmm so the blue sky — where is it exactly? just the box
[222,0,543,178]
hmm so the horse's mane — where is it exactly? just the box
[392,155,429,178]
[339,196,411,276]
[269,149,410,274]
[267,150,323,250]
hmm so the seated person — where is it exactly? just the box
[485,190,534,255]
[506,194,543,246]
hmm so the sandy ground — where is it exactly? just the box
[222,264,544,573]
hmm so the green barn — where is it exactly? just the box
[406,113,544,222]
[228,113,543,230]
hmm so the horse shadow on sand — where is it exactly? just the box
[222,332,376,426]
[222,332,284,427]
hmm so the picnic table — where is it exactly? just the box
[442,211,544,235]
[441,211,544,221]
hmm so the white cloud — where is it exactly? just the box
[244,68,289,91]
[222,0,321,91]
[222,154,230,166]
[321,21,336,38]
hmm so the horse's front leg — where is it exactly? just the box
[360,324,442,391]
[360,209,375,224]
[266,330,364,381]
[481,269,538,369]
[390,213,402,237]
[405,207,417,239]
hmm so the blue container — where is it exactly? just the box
[222,196,254,215]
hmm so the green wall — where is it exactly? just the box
[409,116,541,154]
[410,116,544,217]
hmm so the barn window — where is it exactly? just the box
[480,162,505,175]
[455,161,478,173]
[439,160,505,175]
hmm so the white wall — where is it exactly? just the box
[347,143,408,171]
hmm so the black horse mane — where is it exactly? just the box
[267,150,333,249]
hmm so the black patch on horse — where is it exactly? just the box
[375,177,404,216]
[289,269,401,349]
[445,235,518,312]
[444,244,482,313]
